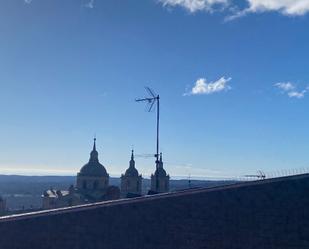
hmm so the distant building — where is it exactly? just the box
[76,138,110,202]
[0,196,6,216]
[150,153,169,193]
[42,185,81,209]
[121,150,142,197]
[42,138,120,209]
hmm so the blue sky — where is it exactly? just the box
[1,0,309,179]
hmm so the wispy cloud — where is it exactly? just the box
[246,0,309,16]
[159,0,230,13]
[227,0,309,21]
[184,76,232,96]
[274,82,295,91]
[274,82,307,99]
[20,0,309,19]
[287,90,307,99]
[84,0,95,9]
[159,0,309,20]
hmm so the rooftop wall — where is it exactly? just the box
[0,174,309,249]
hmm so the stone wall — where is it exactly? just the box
[0,174,309,249]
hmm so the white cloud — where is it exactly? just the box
[159,0,230,13]
[274,81,307,99]
[159,0,309,19]
[226,0,309,20]
[184,76,232,96]
[24,0,32,4]
[274,82,295,91]
[288,90,306,99]
[246,0,309,16]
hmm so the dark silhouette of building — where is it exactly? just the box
[0,196,6,216]
[42,138,119,209]
[76,138,110,201]
[150,153,169,193]
[121,150,142,197]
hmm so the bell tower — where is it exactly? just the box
[151,153,169,193]
[121,150,142,197]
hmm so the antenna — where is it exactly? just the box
[136,87,160,167]
[136,87,161,192]
[244,170,266,180]
[135,153,156,159]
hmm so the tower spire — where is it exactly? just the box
[90,137,98,162]
[159,152,163,168]
[93,136,96,151]
[130,150,135,168]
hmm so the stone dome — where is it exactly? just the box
[79,161,108,177]
[78,139,109,177]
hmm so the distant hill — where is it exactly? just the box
[0,175,236,210]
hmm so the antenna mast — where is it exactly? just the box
[136,87,160,167]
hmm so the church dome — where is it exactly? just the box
[79,161,108,177]
[78,139,109,177]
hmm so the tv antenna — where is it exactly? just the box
[245,170,266,180]
[135,153,156,159]
[136,87,160,167]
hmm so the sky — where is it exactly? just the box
[1,0,309,179]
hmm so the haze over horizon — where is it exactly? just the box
[1,0,309,178]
